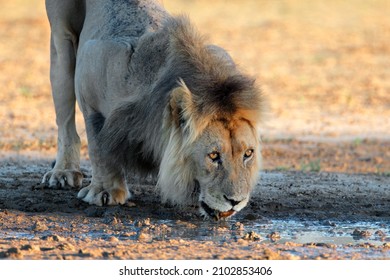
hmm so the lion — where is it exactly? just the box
[43,0,263,220]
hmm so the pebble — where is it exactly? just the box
[375,230,386,237]
[102,251,115,258]
[267,231,281,241]
[120,232,137,238]
[352,229,371,238]
[32,221,48,232]
[231,222,245,231]
[0,247,22,258]
[57,243,75,251]
[41,234,65,242]
[20,244,39,252]
[138,233,152,241]
[242,231,261,241]
[135,218,151,227]
[107,236,119,242]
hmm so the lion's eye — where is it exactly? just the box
[208,151,220,162]
[244,149,254,160]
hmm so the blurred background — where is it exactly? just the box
[0,0,389,173]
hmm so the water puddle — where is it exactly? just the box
[1,217,388,249]
[246,219,389,246]
[70,218,390,246]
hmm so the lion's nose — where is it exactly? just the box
[223,195,242,207]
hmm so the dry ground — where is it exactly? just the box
[0,0,389,260]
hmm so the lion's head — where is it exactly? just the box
[154,17,263,220]
[158,76,262,220]
[193,118,260,220]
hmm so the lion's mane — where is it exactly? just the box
[95,16,263,206]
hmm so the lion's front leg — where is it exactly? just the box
[76,114,131,206]
[42,31,83,189]
[76,155,131,206]
[42,129,83,188]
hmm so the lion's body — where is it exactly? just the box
[44,0,263,220]
[76,0,168,115]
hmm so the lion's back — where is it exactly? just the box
[46,0,168,47]
[80,0,168,43]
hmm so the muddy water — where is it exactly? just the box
[1,217,388,246]
[1,215,389,259]
[126,218,390,247]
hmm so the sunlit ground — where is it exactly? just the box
[0,0,389,173]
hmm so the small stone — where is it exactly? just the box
[20,244,38,251]
[352,229,371,238]
[40,247,55,252]
[138,232,152,241]
[231,222,245,231]
[107,236,119,242]
[41,234,65,242]
[242,231,261,241]
[104,216,119,225]
[375,230,386,237]
[313,243,336,248]
[7,247,21,255]
[0,247,22,258]
[323,221,336,227]
[120,232,136,238]
[32,221,48,232]
[77,249,92,257]
[237,238,249,245]
[57,243,75,251]
[267,231,281,241]
[102,251,115,258]
[135,218,151,227]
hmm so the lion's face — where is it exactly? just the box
[159,78,262,220]
[192,118,260,220]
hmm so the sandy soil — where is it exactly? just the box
[0,0,389,260]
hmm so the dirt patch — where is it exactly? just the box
[0,160,389,260]
[263,139,390,174]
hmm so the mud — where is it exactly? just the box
[0,159,389,260]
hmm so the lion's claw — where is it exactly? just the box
[77,183,130,206]
[102,191,109,206]
[42,169,83,189]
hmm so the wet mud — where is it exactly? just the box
[0,159,389,260]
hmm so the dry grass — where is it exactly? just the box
[0,0,389,172]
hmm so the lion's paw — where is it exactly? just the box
[42,169,83,188]
[77,183,131,206]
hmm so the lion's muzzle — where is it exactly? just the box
[200,201,236,221]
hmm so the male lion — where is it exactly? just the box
[43,0,263,220]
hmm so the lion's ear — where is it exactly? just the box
[169,80,194,128]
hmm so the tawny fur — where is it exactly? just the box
[44,0,264,218]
